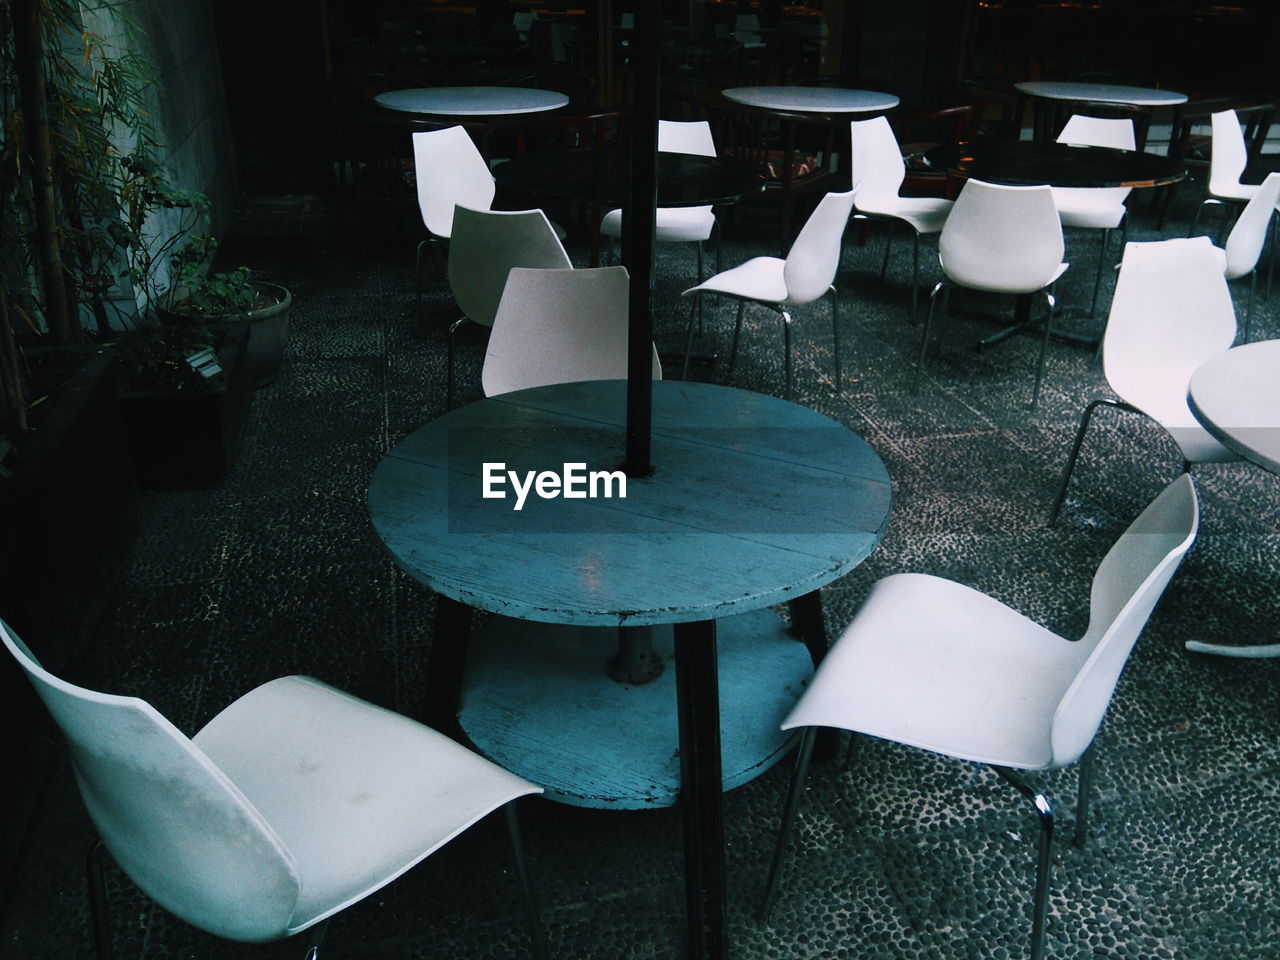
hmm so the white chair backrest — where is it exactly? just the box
[1208,109,1250,197]
[1223,171,1280,278]
[938,179,1064,293]
[412,126,496,239]
[0,620,300,942]
[1056,114,1136,151]
[734,13,762,42]
[1049,475,1199,765]
[448,206,572,329]
[783,189,856,304]
[1102,237,1236,410]
[848,115,905,202]
[658,119,716,158]
[482,266,661,396]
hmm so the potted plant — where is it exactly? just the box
[161,235,292,388]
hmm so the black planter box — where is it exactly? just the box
[118,324,253,487]
[0,346,140,901]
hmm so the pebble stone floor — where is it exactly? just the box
[2,173,1279,960]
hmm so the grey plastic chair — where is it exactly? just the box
[446,205,572,408]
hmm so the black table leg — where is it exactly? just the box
[787,590,829,666]
[788,590,840,761]
[673,619,726,960]
[425,594,471,740]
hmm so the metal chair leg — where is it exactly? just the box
[87,840,111,960]
[910,231,921,324]
[780,308,794,400]
[1089,228,1110,320]
[728,300,745,374]
[415,240,429,324]
[1030,287,1055,408]
[682,296,701,380]
[913,281,946,395]
[504,801,549,960]
[992,766,1054,960]
[1074,743,1096,849]
[829,286,841,392]
[446,317,469,411]
[879,220,895,281]
[760,727,816,921]
[1047,396,1137,524]
[1243,270,1257,343]
[301,919,329,959]
[695,242,706,332]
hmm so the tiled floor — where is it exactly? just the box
[2,175,1279,959]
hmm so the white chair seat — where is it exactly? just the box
[784,573,1078,768]
[1212,181,1260,204]
[599,204,717,243]
[192,675,541,933]
[683,255,789,304]
[1052,186,1129,230]
[855,194,953,235]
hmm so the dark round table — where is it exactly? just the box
[492,148,766,207]
[924,138,1187,188]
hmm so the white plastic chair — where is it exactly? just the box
[1052,115,1135,319]
[680,188,855,399]
[600,120,721,288]
[482,265,661,397]
[762,474,1200,960]
[733,13,766,49]
[1050,236,1238,524]
[446,205,572,407]
[0,619,546,960]
[412,126,497,320]
[1204,170,1280,342]
[1204,109,1261,209]
[848,115,954,322]
[915,178,1069,407]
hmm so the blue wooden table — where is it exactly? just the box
[368,379,892,959]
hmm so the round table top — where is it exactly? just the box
[924,138,1187,188]
[1014,81,1188,107]
[1188,339,1280,474]
[368,380,893,627]
[492,148,766,207]
[374,86,569,117]
[721,86,900,114]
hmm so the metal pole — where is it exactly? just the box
[622,0,659,476]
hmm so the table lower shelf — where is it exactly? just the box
[459,608,812,809]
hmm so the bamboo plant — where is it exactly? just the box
[0,0,211,446]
